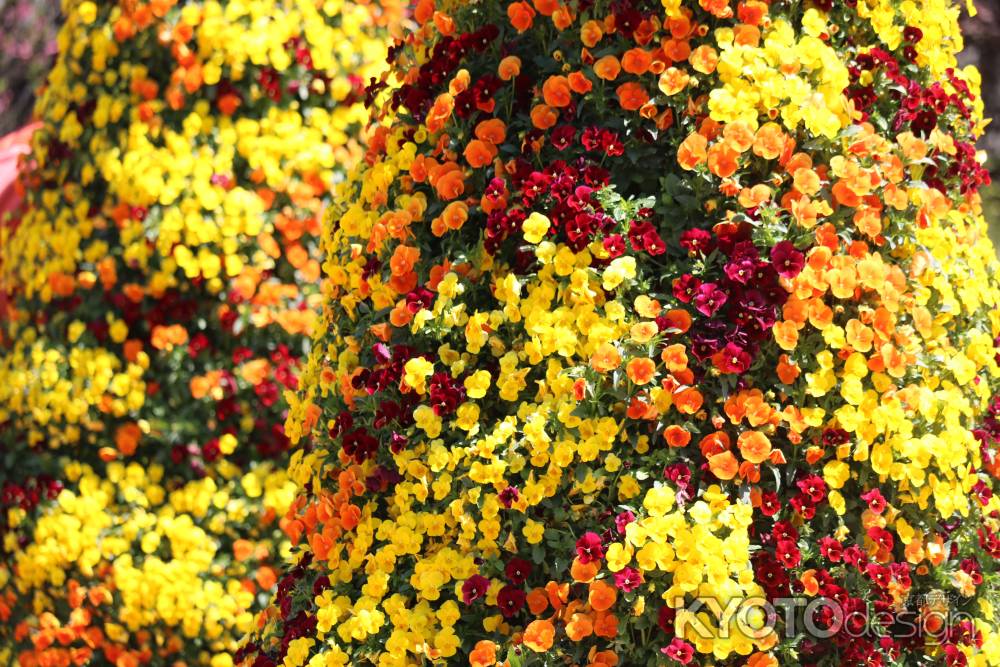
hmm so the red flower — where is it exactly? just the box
[462,574,490,604]
[504,557,532,585]
[613,567,643,592]
[770,240,805,278]
[497,585,526,617]
[575,531,605,563]
[661,638,695,664]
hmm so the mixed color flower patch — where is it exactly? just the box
[238,0,1000,665]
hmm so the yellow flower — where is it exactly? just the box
[522,212,551,244]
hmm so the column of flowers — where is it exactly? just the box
[240,0,1000,665]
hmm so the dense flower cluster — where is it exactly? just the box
[0,0,396,664]
[241,0,1000,666]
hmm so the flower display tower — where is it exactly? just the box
[241,0,1000,665]
[0,1,397,665]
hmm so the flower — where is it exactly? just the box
[576,532,605,564]
[522,211,551,244]
[523,619,555,652]
[462,574,491,605]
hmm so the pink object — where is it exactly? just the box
[0,122,39,315]
[0,122,38,226]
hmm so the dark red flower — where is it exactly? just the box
[497,585,526,617]
[505,557,533,585]
[770,240,805,278]
[776,539,801,569]
[575,531,605,563]
[461,574,490,604]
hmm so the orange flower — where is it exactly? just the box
[698,431,730,458]
[593,611,619,638]
[661,344,688,372]
[151,323,189,351]
[542,75,572,107]
[568,71,593,94]
[772,320,800,351]
[662,309,692,333]
[464,139,498,168]
[734,23,762,46]
[470,640,498,667]
[433,10,456,35]
[190,372,217,400]
[426,93,454,133]
[588,649,619,667]
[707,142,739,178]
[414,0,434,24]
[723,120,755,153]
[580,19,604,47]
[753,122,787,160]
[738,183,772,208]
[390,245,420,277]
[590,343,622,372]
[588,580,617,612]
[709,450,739,480]
[593,55,621,81]
[441,201,469,232]
[571,557,600,582]
[657,67,689,95]
[747,653,779,667]
[621,48,653,74]
[507,1,536,32]
[738,0,769,25]
[776,355,800,384]
[664,425,691,448]
[566,612,594,641]
[629,321,659,343]
[530,104,559,129]
[700,0,732,17]
[688,44,719,74]
[634,295,662,317]
[616,82,649,111]
[677,132,708,170]
[626,357,656,385]
[475,118,507,145]
[738,430,772,464]
[523,619,555,652]
[800,569,820,596]
[241,359,271,385]
[674,387,703,414]
[527,588,549,615]
[533,0,559,15]
[433,167,465,200]
[552,5,573,29]
[498,55,522,80]
[114,423,142,456]
[256,566,278,591]
[123,339,143,363]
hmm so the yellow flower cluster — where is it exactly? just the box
[5,462,295,666]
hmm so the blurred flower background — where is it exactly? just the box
[0,0,59,136]
[0,0,998,233]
